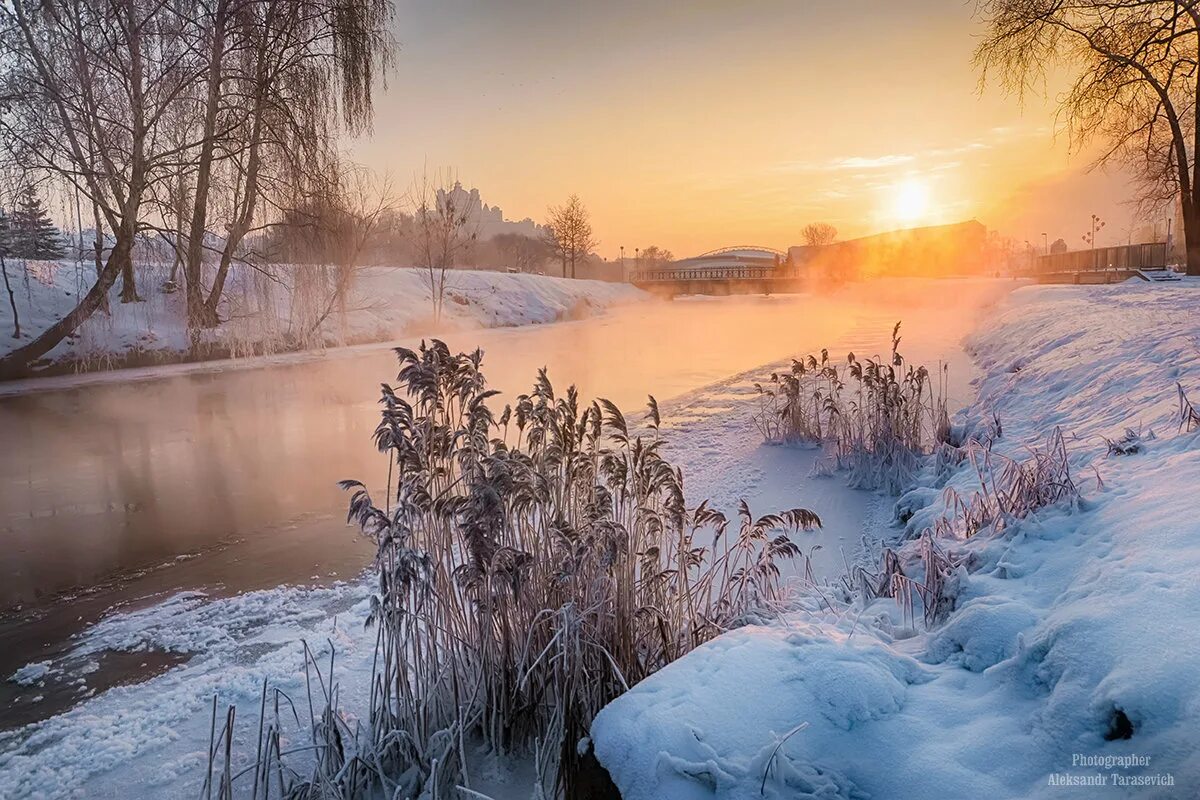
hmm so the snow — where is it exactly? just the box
[9,661,53,687]
[0,261,644,371]
[0,581,375,800]
[593,279,1200,799]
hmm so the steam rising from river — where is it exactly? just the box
[0,277,1018,685]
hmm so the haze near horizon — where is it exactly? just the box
[349,0,1146,257]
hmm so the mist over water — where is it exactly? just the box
[0,278,1016,693]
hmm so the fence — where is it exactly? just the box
[631,265,780,282]
[1034,242,1168,273]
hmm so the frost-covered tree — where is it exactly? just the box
[9,187,64,260]
[0,0,395,376]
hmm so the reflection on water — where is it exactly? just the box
[0,278,1017,694]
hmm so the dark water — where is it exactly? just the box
[0,279,1017,726]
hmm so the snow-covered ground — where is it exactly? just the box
[0,261,644,372]
[593,279,1200,799]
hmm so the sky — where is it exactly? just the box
[348,0,1158,259]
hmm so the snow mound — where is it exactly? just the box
[593,622,924,799]
[924,597,1037,672]
[593,280,1200,799]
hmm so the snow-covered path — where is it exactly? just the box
[594,280,1200,800]
[0,278,1015,798]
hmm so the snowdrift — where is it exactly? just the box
[593,280,1200,799]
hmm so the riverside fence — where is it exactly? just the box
[1033,242,1168,274]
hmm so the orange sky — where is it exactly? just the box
[349,0,1156,258]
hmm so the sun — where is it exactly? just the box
[891,178,931,225]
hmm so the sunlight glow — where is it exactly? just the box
[891,178,931,225]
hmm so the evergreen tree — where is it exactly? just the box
[10,187,65,260]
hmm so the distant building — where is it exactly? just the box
[661,246,786,275]
[633,222,991,292]
[789,220,990,283]
[437,181,544,241]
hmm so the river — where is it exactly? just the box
[0,277,1019,728]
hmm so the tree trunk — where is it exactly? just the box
[119,257,141,302]
[184,0,229,332]
[1,255,19,338]
[1184,196,1200,276]
[93,199,110,314]
[204,22,270,323]
[202,246,233,325]
[169,172,187,285]
[203,95,265,321]
[0,229,131,378]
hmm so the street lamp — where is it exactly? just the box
[1082,214,1106,269]
[620,246,626,281]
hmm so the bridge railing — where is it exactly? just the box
[1031,242,1167,274]
[631,266,788,282]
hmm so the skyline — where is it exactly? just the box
[347,0,1151,259]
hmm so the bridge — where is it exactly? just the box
[630,246,804,297]
[1024,241,1176,284]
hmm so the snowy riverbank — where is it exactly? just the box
[0,262,645,376]
[593,279,1200,799]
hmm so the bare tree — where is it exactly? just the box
[976,0,1200,274]
[492,232,549,273]
[0,0,394,375]
[293,164,395,340]
[802,222,838,247]
[179,0,394,332]
[540,213,568,277]
[412,171,478,322]
[638,245,674,271]
[543,194,597,279]
[0,0,193,376]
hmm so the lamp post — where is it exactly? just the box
[1082,214,1106,270]
[620,246,626,281]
